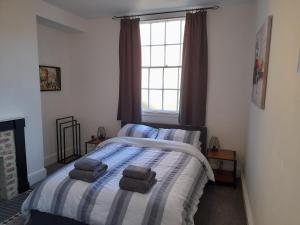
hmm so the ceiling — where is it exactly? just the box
[43,0,227,18]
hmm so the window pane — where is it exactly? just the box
[142,46,150,67]
[181,20,185,43]
[151,46,164,66]
[142,89,149,110]
[151,22,165,45]
[164,68,178,89]
[166,21,181,44]
[166,45,180,66]
[142,69,148,88]
[140,19,184,112]
[149,68,163,89]
[140,23,150,46]
[164,90,178,111]
[149,90,162,110]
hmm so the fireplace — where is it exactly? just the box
[0,118,29,200]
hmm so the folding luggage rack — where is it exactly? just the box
[56,116,81,164]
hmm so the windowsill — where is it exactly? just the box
[142,110,179,124]
[142,110,179,117]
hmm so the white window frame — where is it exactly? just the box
[141,18,185,115]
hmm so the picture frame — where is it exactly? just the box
[251,16,273,109]
[39,65,61,91]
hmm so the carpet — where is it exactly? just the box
[195,181,247,225]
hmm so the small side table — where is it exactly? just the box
[207,149,237,188]
[85,137,109,154]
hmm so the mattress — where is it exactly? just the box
[22,137,214,225]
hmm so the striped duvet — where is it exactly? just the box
[22,137,214,225]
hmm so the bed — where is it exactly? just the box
[22,122,214,225]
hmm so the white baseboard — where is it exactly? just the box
[241,172,254,225]
[44,147,81,166]
[28,167,47,185]
[44,152,57,166]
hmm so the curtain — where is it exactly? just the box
[179,11,208,126]
[117,18,142,123]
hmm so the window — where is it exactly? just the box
[140,18,185,112]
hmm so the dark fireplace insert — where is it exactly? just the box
[0,118,30,194]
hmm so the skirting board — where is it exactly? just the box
[241,172,254,225]
[44,151,58,166]
[44,147,82,166]
[28,167,47,185]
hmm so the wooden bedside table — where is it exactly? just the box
[85,137,110,154]
[207,149,237,188]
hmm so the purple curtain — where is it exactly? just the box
[117,18,142,123]
[179,11,208,126]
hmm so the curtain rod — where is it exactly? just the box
[112,5,219,19]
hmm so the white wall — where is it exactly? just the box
[69,18,121,143]
[206,1,255,167]
[244,0,300,224]
[35,0,87,166]
[37,23,75,166]
[69,1,255,171]
[36,0,86,32]
[0,0,46,184]
[0,0,87,184]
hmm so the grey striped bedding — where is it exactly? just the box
[156,128,201,148]
[22,137,213,225]
[117,124,158,139]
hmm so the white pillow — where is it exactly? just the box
[156,128,201,148]
[117,124,158,139]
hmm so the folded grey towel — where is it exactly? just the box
[69,164,108,183]
[74,158,102,171]
[123,165,151,180]
[119,171,157,193]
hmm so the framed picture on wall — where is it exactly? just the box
[39,65,61,91]
[251,16,273,109]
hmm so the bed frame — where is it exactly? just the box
[121,121,208,156]
[28,122,208,225]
